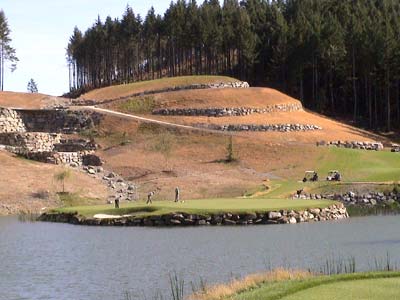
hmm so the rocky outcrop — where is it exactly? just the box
[196,123,322,132]
[38,203,348,227]
[82,167,138,202]
[317,140,384,151]
[73,81,250,106]
[152,103,302,117]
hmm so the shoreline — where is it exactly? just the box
[37,203,348,227]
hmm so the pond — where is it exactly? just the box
[1,216,400,300]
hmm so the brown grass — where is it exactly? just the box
[82,75,239,101]
[144,87,299,109]
[0,151,107,215]
[189,268,312,300]
[0,91,67,109]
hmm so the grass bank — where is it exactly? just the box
[52,198,337,218]
[190,271,400,300]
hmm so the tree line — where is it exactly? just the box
[67,0,400,131]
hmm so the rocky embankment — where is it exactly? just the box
[152,103,302,117]
[196,123,322,132]
[295,190,400,207]
[317,140,384,151]
[38,203,348,227]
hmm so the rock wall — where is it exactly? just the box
[0,108,26,133]
[0,107,101,134]
[196,123,322,132]
[74,81,250,106]
[0,132,62,152]
[17,109,101,134]
[152,103,302,117]
[295,191,400,207]
[317,140,384,151]
[38,203,348,227]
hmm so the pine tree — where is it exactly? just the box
[0,10,18,91]
[27,78,38,93]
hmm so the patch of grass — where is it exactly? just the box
[317,148,400,182]
[346,202,400,217]
[57,192,101,207]
[230,272,400,300]
[117,96,156,114]
[52,198,337,218]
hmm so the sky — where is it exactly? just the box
[1,0,172,96]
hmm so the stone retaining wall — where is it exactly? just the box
[38,204,348,227]
[295,191,400,207]
[317,140,384,151]
[196,123,322,132]
[54,139,98,152]
[18,109,101,134]
[152,103,302,117]
[0,108,26,133]
[73,81,250,106]
[0,132,62,152]
[0,107,101,134]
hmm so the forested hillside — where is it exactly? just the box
[66,0,400,131]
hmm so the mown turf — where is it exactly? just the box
[317,147,400,182]
[53,198,337,217]
[281,277,400,300]
[259,147,400,198]
[233,272,400,300]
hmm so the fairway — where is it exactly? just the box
[56,198,336,217]
[317,148,400,182]
[281,277,400,300]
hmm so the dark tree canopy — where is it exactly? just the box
[67,0,400,131]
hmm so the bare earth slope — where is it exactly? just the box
[0,91,68,109]
[0,151,107,215]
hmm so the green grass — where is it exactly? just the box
[317,148,400,182]
[233,272,400,300]
[260,148,400,198]
[281,277,400,300]
[52,198,337,218]
[117,96,156,114]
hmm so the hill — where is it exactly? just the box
[0,91,67,109]
[0,76,398,214]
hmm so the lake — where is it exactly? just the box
[1,216,400,300]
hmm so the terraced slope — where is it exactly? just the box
[81,75,240,102]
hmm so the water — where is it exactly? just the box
[1,216,400,300]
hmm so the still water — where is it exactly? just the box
[1,216,400,300]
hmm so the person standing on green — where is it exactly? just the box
[174,187,180,202]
